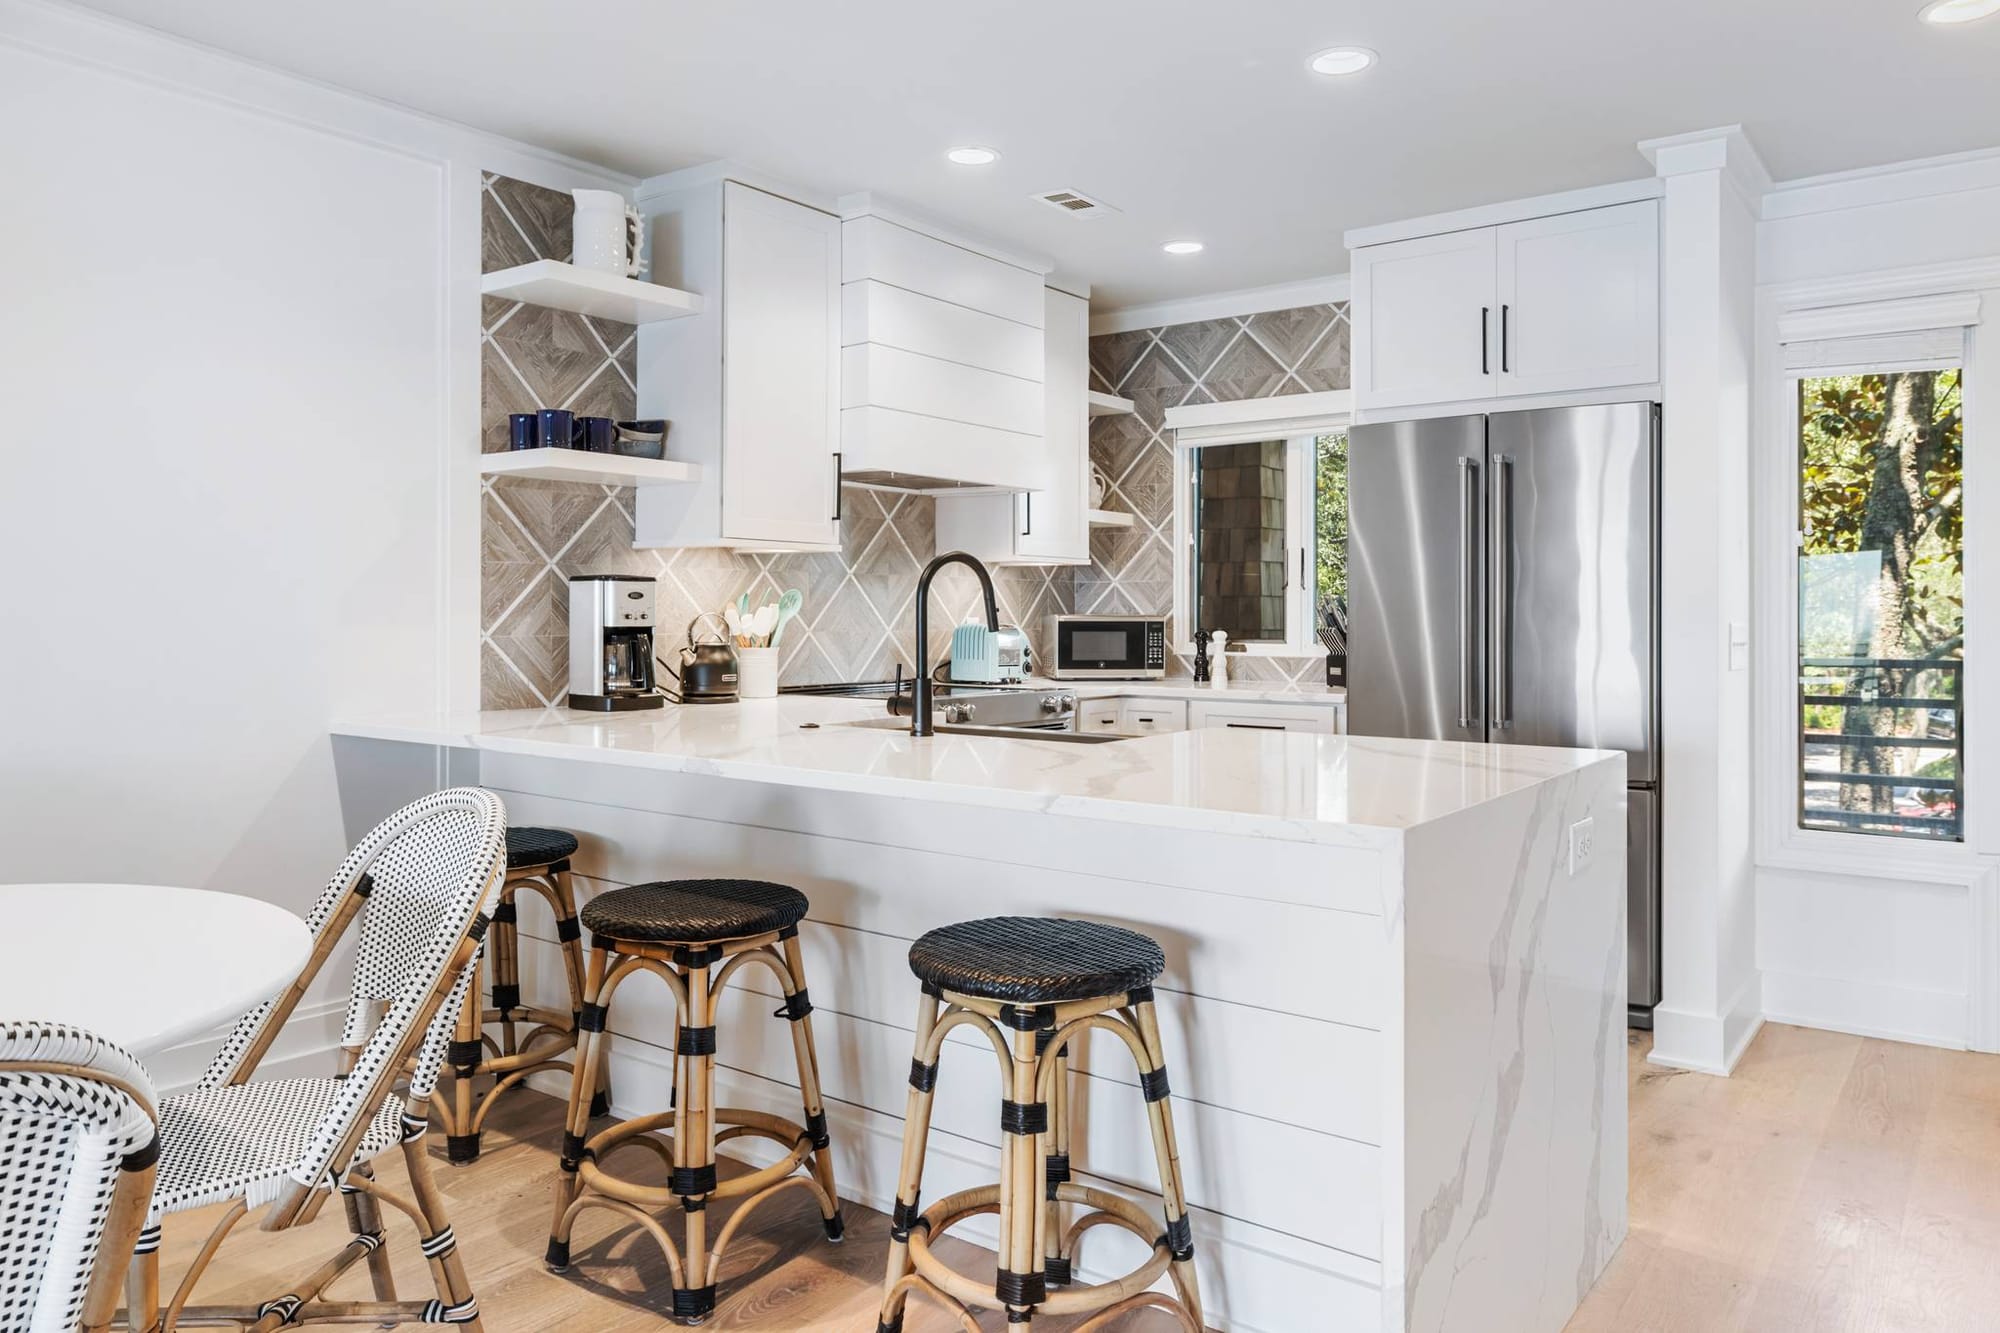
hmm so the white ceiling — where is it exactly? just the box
[69,0,2000,309]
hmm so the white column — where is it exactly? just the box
[1639,126,1769,1074]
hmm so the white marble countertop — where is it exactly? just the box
[1028,677,1345,705]
[332,697,1616,848]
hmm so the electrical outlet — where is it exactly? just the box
[1569,817,1595,875]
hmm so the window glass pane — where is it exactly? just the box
[1797,367,1964,840]
[1314,432,1349,685]
[1190,440,1287,642]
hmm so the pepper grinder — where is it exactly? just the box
[1209,629,1229,688]
[1191,630,1210,683]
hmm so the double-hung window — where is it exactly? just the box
[1786,321,1967,841]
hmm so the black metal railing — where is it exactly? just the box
[1800,656,1962,840]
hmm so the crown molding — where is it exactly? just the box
[1640,124,1773,208]
[1089,274,1352,336]
[1762,143,2000,222]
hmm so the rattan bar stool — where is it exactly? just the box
[878,916,1203,1332]
[547,878,844,1324]
[436,825,604,1163]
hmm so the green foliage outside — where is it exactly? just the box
[1798,368,1964,835]
[1314,433,1348,640]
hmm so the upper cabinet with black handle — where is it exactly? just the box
[1349,198,1659,413]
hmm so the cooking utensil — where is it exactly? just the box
[750,602,778,644]
[770,589,803,646]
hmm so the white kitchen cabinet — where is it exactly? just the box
[1494,202,1659,397]
[1188,699,1340,734]
[1076,697,1123,735]
[1350,226,1497,410]
[1349,199,1658,412]
[840,211,1047,491]
[633,178,842,549]
[1119,699,1187,734]
[936,287,1091,565]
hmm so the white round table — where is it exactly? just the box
[0,883,313,1057]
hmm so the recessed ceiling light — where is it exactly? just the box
[946,146,1000,166]
[1162,240,1204,256]
[1920,0,2000,20]
[1308,46,1377,76]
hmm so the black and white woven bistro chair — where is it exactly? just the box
[546,878,844,1325]
[877,917,1204,1332]
[123,787,505,1333]
[434,825,606,1164]
[0,1021,159,1333]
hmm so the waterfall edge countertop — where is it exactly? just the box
[330,697,1618,849]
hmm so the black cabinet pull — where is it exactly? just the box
[1021,493,1032,538]
[1480,306,1490,374]
[831,452,842,521]
[1500,305,1510,373]
[1225,722,1285,730]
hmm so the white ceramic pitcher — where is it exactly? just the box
[571,189,645,277]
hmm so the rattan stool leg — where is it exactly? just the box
[779,930,844,1242]
[549,866,609,1117]
[1043,1034,1073,1288]
[490,880,523,1055]
[124,1245,161,1333]
[445,959,484,1164]
[998,1020,1046,1324]
[877,986,943,1333]
[547,944,612,1270]
[672,960,719,1323]
[1134,998,1203,1324]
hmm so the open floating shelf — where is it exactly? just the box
[481,259,703,325]
[478,448,702,487]
[1087,390,1136,417]
[1087,508,1134,528]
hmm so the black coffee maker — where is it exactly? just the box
[566,575,664,711]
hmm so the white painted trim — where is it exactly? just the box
[1971,864,2000,1053]
[1639,125,1774,207]
[633,159,838,215]
[1762,143,2000,222]
[835,190,1054,276]
[1777,291,1982,343]
[1340,177,1662,252]
[1764,254,2000,309]
[1164,389,1354,443]
[1090,274,1353,336]
[1759,969,1969,1051]
[1351,383,1663,426]
[1647,972,1764,1076]
[147,997,350,1097]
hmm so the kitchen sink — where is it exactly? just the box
[839,717,1132,744]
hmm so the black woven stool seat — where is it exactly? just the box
[583,879,810,944]
[506,826,579,869]
[908,916,1166,1004]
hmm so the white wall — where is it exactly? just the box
[0,0,626,1060]
[1750,148,2000,1051]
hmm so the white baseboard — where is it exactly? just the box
[1759,969,1967,1051]
[146,996,351,1095]
[1648,970,1764,1075]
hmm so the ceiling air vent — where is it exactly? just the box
[1034,189,1118,219]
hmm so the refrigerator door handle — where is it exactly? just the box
[1457,456,1479,728]
[1492,452,1515,729]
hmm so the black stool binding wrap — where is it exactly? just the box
[433,826,604,1163]
[878,916,1203,1330]
[548,879,843,1325]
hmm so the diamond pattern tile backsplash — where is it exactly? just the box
[479,173,1071,708]
[1083,302,1350,691]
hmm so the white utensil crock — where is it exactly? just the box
[734,646,779,699]
[571,189,646,277]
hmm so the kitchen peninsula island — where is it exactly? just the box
[330,698,1626,1333]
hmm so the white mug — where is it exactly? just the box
[571,189,646,278]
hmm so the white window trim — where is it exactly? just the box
[1163,393,1351,657]
[1753,270,1991,885]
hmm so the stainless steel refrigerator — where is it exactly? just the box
[1346,402,1661,1024]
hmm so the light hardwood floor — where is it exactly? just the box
[158,1024,2000,1331]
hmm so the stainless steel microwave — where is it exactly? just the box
[1046,615,1167,679]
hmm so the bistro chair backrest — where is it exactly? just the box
[0,1021,158,1333]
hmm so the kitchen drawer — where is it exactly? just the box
[842,215,1043,327]
[1075,697,1123,734]
[1118,699,1187,734]
[1188,700,1339,733]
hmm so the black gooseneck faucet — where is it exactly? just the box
[910,550,999,737]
